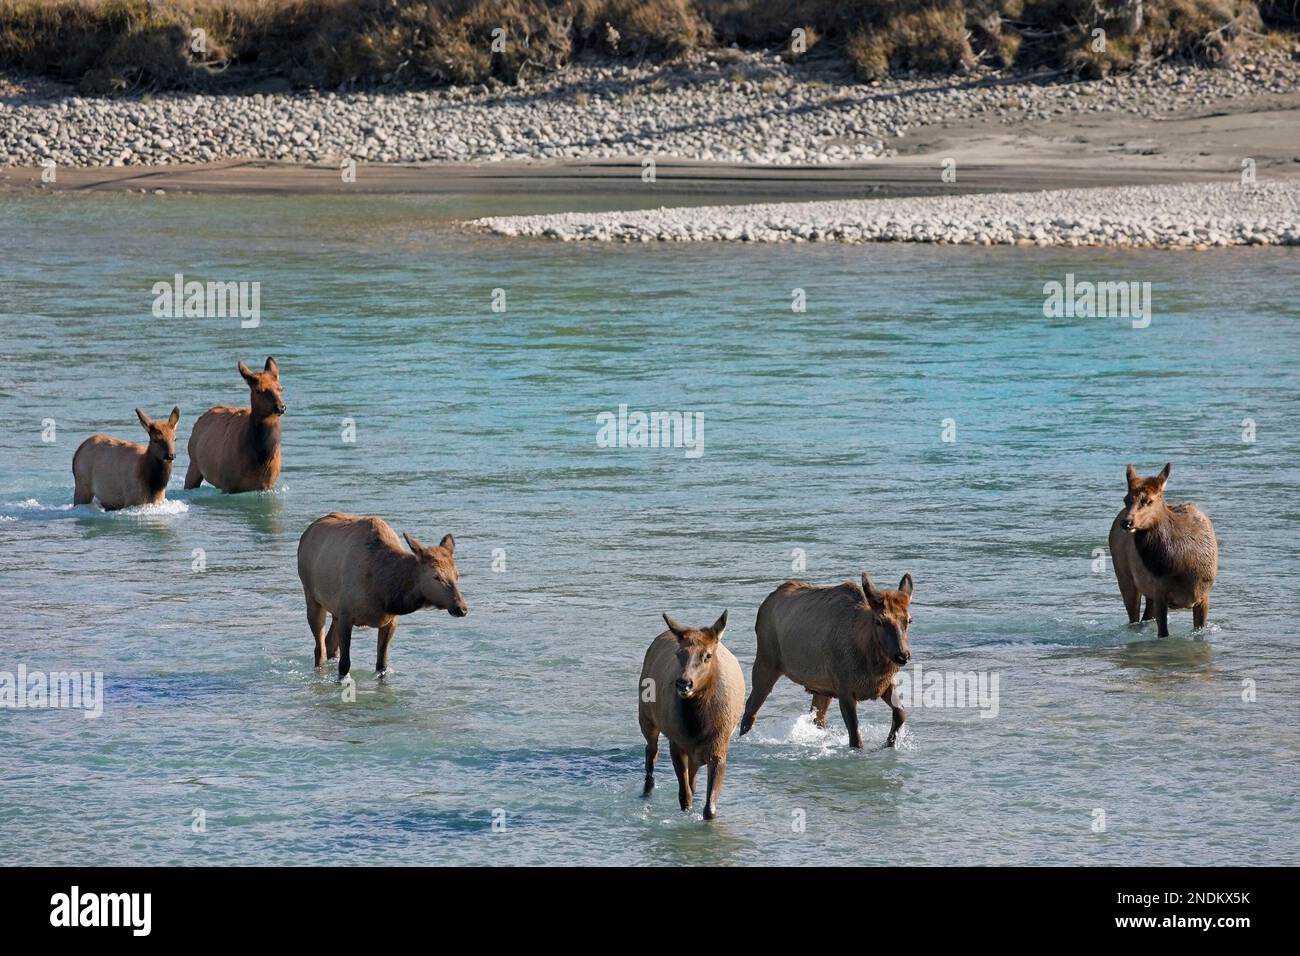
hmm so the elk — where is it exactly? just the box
[638,611,744,820]
[740,572,914,748]
[72,407,180,510]
[185,357,284,493]
[1109,463,1218,637]
[297,513,467,679]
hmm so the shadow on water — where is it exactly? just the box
[445,745,642,785]
[108,672,246,706]
[316,795,591,849]
[318,805,531,844]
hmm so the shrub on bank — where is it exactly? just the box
[0,0,1291,95]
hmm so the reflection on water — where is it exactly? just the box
[175,486,285,539]
[1050,629,1217,685]
[1107,633,1217,683]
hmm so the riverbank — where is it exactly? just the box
[3,46,1299,170]
[6,43,1300,248]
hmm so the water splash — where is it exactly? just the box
[0,497,188,520]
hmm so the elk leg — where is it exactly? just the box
[1113,546,1141,623]
[703,756,727,821]
[1155,599,1170,638]
[1141,597,1155,622]
[669,742,691,811]
[640,721,659,796]
[810,693,832,729]
[73,475,93,506]
[183,459,202,490]
[1120,581,1142,624]
[336,617,355,680]
[324,617,340,661]
[740,659,782,736]
[306,598,327,666]
[881,683,907,747]
[376,620,397,674]
[1193,597,1209,630]
[838,695,863,749]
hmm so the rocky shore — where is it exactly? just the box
[2,48,1298,169]
[471,182,1300,247]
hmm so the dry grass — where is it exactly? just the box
[1014,0,1266,77]
[0,0,1292,94]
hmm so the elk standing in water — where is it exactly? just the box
[72,407,180,510]
[1109,463,1217,637]
[185,357,284,493]
[297,513,467,679]
[741,572,914,749]
[638,611,744,820]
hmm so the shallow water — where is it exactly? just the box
[1,192,1298,865]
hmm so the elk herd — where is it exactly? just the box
[70,359,1219,821]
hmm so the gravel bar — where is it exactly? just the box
[470,182,1300,247]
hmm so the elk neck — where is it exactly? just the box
[1134,504,1177,577]
[382,550,431,617]
[136,450,170,497]
[246,412,281,461]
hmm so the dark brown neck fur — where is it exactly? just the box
[136,453,170,498]
[859,613,900,692]
[1134,505,1177,577]
[378,551,430,617]
[675,687,714,740]
[246,413,280,462]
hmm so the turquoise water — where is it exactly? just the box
[2,193,1298,865]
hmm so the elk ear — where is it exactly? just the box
[167,406,180,427]
[439,533,455,554]
[135,408,151,430]
[403,532,426,555]
[264,356,279,378]
[663,613,688,640]
[238,361,257,384]
[1125,464,1140,487]
[706,610,728,642]
[861,572,884,610]
[898,573,914,597]
[1156,462,1171,489]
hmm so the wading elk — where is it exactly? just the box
[72,407,180,510]
[638,611,744,820]
[185,357,284,493]
[297,513,467,679]
[1109,463,1217,637]
[740,572,914,748]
